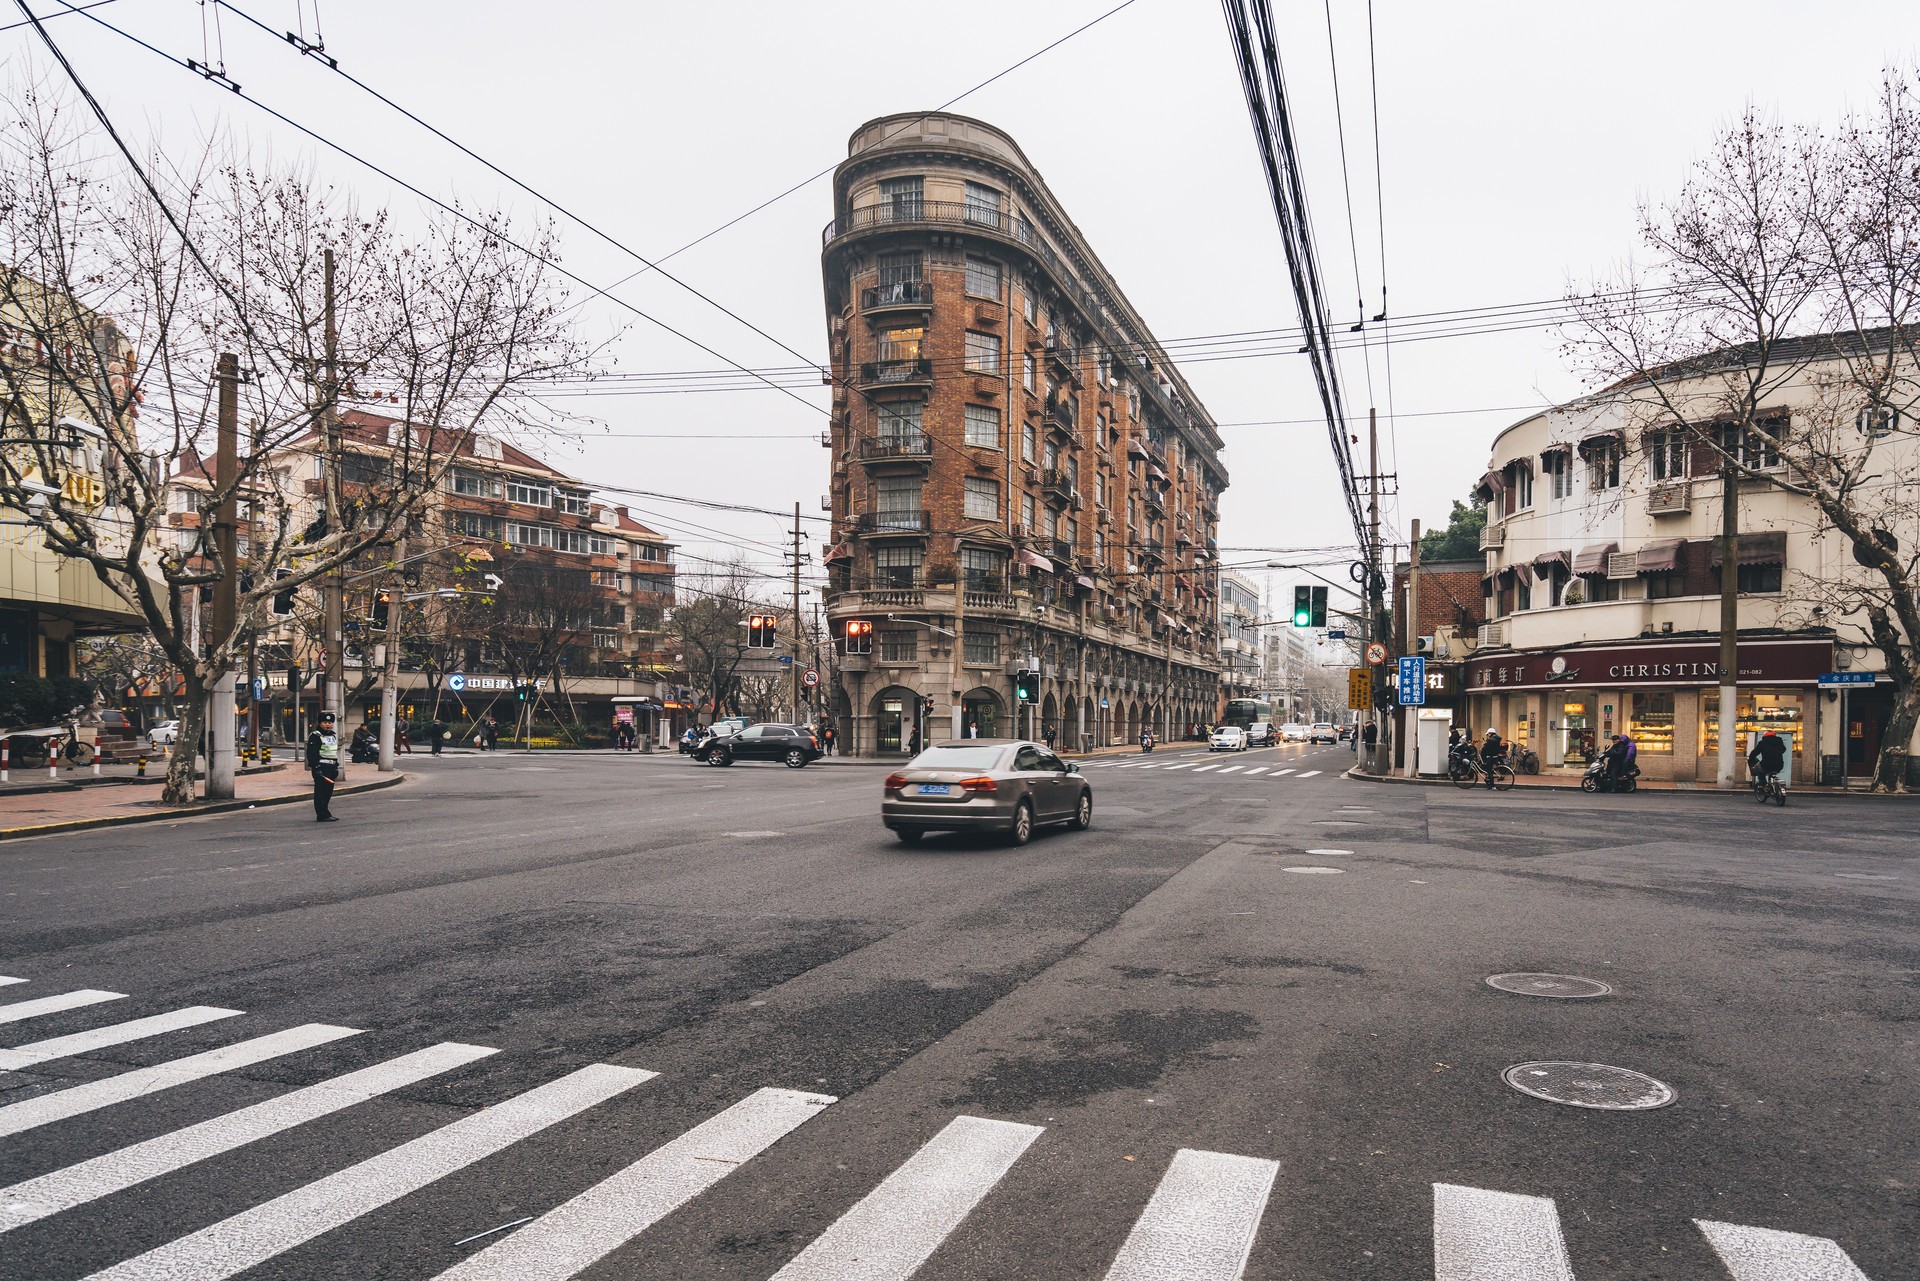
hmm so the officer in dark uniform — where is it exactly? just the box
[306,710,341,822]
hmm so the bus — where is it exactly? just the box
[1220,699,1274,731]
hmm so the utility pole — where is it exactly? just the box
[790,502,803,725]
[322,247,346,734]
[1716,451,1740,787]
[1403,517,1421,777]
[376,537,407,771]
[1365,407,1388,774]
[207,352,241,800]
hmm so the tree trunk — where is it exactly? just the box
[1872,684,1918,794]
[163,680,208,806]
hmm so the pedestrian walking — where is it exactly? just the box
[1361,720,1378,766]
[821,723,836,756]
[396,721,412,754]
[482,715,498,751]
[1042,720,1056,750]
[306,710,341,822]
[429,716,446,756]
[908,724,921,755]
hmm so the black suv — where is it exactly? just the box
[705,723,822,768]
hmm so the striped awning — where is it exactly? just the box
[1636,538,1684,573]
[1017,549,1053,572]
[822,542,853,564]
[1708,529,1786,567]
[1532,549,1571,572]
[1572,542,1619,575]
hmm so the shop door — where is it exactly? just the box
[877,698,904,754]
[1847,687,1892,777]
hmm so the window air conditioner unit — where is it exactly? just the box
[1647,482,1691,515]
[1478,523,1505,550]
[1476,621,1506,648]
[820,494,832,511]
[820,431,832,448]
[1606,551,1639,579]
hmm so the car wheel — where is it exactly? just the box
[895,828,924,844]
[711,749,733,767]
[1069,790,1092,831]
[1005,800,1033,846]
[784,749,808,768]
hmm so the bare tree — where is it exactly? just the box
[0,81,587,801]
[1566,71,1920,791]
[669,563,774,723]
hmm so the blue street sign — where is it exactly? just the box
[1327,628,1347,640]
[1100,698,1110,708]
[251,678,264,699]
[1817,672,1874,687]
[448,673,466,692]
[1397,655,1427,706]
[777,655,795,664]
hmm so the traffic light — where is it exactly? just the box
[515,682,531,703]
[747,614,776,649]
[272,568,296,616]
[844,619,873,654]
[1014,669,1039,703]
[371,590,391,628]
[1292,585,1312,628]
[286,663,303,692]
[1310,585,1328,628]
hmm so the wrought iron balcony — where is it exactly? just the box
[860,281,933,313]
[1041,468,1077,505]
[853,511,933,535]
[859,432,934,465]
[858,357,933,387]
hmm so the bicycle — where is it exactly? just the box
[1451,755,1516,791]
[1750,768,1787,806]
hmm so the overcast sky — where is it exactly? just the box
[8,0,1915,615]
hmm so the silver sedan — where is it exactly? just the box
[883,739,1092,846]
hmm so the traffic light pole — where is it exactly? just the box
[207,352,241,801]
[376,536,407,772]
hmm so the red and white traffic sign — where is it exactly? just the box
[801,668,820,687]
[1364,641,1389,666]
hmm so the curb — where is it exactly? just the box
[1341,765,1917,800]
[0,772,410,843]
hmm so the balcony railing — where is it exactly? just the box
[1045,334,1081,372]
[1050,537,1075,565]
[1140,540,1166,562]
[1041,468,1077,503]
[1478,523,1505,550]
[858,357,933,386]
[860,281,932,312]
[853,511,933,535]
[964,589,1021,613]
[1043,393,1078,430]
[859,432,933,463]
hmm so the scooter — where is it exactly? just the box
[1579,757,1639,793]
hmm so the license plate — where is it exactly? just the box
[916,783,953,796]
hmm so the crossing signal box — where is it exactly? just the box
[371,591,392,629]
[1310,585,1327,628]
[748,614,776,648]
[1014,670,1039,703]
[844,619,873,655]
[272,568,296,616]
[1292,586,1312,628]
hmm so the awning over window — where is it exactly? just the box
[1496,566,1519,588]
[1708,529,1787,567]
[1577,430,1624,458]
[822,542,853,564]
[1148,465,1170,486]
[1532,549,1571,573]
[1538,444,1571,468]
[1017,549,1053,572]
[1572,542,1619,575]
[1156,610,1179,629]
[1473,469,1506,501]
[1074,574,1096,590]
[1635,538,1684,574]
[1127,438,1150,460]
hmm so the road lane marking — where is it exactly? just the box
[1163,763,1197,771]
[1433,1184,1576,1281]
[1101,1148,1279,1281]
[1695,1220,1871,1281]
[434,1086,835,1280]
[83,1062,652,1281]
[1215,766,1243,774]
[0,977,25,987]
[0,989,124,1025]
[1270,769,1295,777]
[0,1007,243,1072]
[1298,770,1322,778]
[1192,765,1222,773]
[0,1024,362,1139]
[768,1114,1043,1281]
[0,1043,495,1234]
[1243,768,1267,776]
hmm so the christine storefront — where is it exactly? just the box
[1463,637,1836,785]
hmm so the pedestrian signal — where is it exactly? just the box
[844,619,873,655]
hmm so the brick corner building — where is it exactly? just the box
[819,113,1228,755]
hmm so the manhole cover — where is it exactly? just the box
[1283,866,1345,874]
[1503,1061,1676,1110]
[1486,972,1612,999]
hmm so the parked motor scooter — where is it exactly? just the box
[1579,757,1638,793]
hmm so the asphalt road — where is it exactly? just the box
[0,743,1912,1280]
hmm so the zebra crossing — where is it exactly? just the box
[1088,750,1330,785]
[0,974,1876,1279]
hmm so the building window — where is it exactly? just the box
[879,630,918,663]
[961,547,1006,593]
[505,481,551,507]
[965,256,1001,299]
[875,477,923,530]
[877,400,923,443]
[1094,472,1105,506]
[1647,428,1688,481]
[554,489,590,516]
[451,469,502,499]
[1516,578,1532,610]
[879,176,923,220]
[1021,492,1035,531]
[1645,570,1687,599]
[1023,353,1036,392]
[963,476,1000,521]
[1542,450,1571,499]
[1043,440,1059,472]
[1093,529,1105,562]
[964,631,1001,665]
[1507,463,1533,511]
[874,544,922,588]
[877,251,922,286]
[964,404,1000,449]
[1630,691,1675,754]
[1586,442,1620,490]
[878,326,923,363]
[1857,404,1901,437]
[964,180,1002,227]
[505,522,551,547]
[1022,422,1037,464]
[1719,418,1784,470]
[1737,563,1783,593]
[1023,289,1036,325]
[964,330,1000,375]
[454,512,503,540]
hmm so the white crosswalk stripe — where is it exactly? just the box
[1163,763,1197,770]
[1433,1183,1576,1281]
[0,988,124,1025]
[1243,767,1267,776]
[1297,770,1321,778]
[1695,1219,1871,1281]
[767,1114,1044,1281]
[1270,769,1295,777]
[0,1023,361,1139]
[435,1086,835,1280]
[0,976,27,987]
[1192,765,1222,773]
[0,1006,242,1072]
[0,1042,495,1234]
[1102,1148,1279,1281]
[84,1062,652,1281]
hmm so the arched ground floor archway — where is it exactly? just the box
[870,684,920,755]
[960,686,1005,740]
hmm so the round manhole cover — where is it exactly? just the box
[1503,1061,1676,1110]
[1486,972,1612,999]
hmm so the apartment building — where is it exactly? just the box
[1219,570,1262,705]
[819,113,1228,755]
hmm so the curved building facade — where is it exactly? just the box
[819,114,1227,754]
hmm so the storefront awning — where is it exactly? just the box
[1636,537,1684,573]
[1572,542,1619,575]
[1531,549,1571,573]
[1709,529,1787,567]
[1017,549,1053,572]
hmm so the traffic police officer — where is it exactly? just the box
[306,710,341,821]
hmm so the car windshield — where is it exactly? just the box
[909,745,1005,769]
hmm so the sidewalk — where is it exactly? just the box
[1344,765,1915,799]
[0,766,407,842]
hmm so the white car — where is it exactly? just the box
[1279,723,1309,743]
[1209,726,1248,752]
[1309,722,1338,744]
[148,719,180,749]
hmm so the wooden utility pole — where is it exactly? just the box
[1404,517,1421,776]
[376,536,407,771]
[207,352,241,799]
[790,502,803,724]
[1716,451,1740,787]
[1365,407,1387,774]
[322,247,345,732]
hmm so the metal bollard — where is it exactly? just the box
[262,744,272,764]
[48,737,59,780]
[137,753,147,778]
[1,736,8,783]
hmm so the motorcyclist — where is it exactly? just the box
[348,723,378,764]
[1479,728,1508,788]
[1747,729,1787,789]
[1600,733,1637,785]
